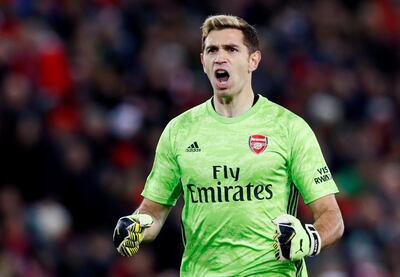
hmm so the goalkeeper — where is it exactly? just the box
[113,14,344,276]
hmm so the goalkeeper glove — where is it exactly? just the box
[272,214,321,261]
[113,213,153,256]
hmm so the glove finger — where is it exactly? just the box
[119,242,140,256]
[130,244,140,255]
[273,233,291,260]
[121,238,141,248]
[121,246,138,256]
[273,242,284,260]
[277,224,296,244]
[134,222,142,233]
[134,240,141,248]
[123,239,136,248]
[129,231,143,242]
[122,247,132,256]
[113,218,136,248]
[127,222,142,233]
[274,249,280,260]
[119,249,126,257]
[128,231,137,241]
[118,245,129,256]
[277,223,294,235]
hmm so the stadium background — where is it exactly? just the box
[0,0,399,276]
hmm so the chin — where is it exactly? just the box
[213,90,231,97]
[213,84,231,93]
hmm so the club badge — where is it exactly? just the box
[249,135,268,154]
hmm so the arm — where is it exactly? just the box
[273,194,344,261]
[273,117,344,260]
[112,198,172,256]
[135,198,173,242]
[308,194,344,250]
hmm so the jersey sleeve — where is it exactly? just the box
[141,121,182,206]
[288,117,339,204]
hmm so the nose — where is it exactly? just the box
[214,51,227,64]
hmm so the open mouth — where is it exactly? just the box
[215,69,230,83]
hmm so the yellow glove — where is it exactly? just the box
[273,214,321,261]
[113,214,153,256]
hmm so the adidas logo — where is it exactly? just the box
[186,141,201,152]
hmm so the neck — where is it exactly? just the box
[213,88,255,117]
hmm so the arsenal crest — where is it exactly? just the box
[249,135,268,154]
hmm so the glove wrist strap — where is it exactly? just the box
[305,224,321,257]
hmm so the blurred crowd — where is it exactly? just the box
[0,0,399,276]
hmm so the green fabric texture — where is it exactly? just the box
[142,95,338,276]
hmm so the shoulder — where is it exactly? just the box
[259,97,308,129]
[164,100,209,133]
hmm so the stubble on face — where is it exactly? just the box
[201,29,253,98]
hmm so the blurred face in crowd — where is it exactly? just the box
[201,28,261,98]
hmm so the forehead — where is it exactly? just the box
[204,28,245,47]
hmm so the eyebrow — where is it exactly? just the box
[205,43,241,50]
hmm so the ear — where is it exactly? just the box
[200,53,206,73]
[248,50,261,72]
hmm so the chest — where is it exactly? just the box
[176,123,290,184]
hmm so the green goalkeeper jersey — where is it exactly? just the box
[142,95,339,277]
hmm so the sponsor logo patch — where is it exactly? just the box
[249,135,268,154]
[186,141,201,152]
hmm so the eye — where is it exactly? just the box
[227,47,238,53]
[207,47,217,54]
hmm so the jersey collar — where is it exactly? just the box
[206,94,265,124]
